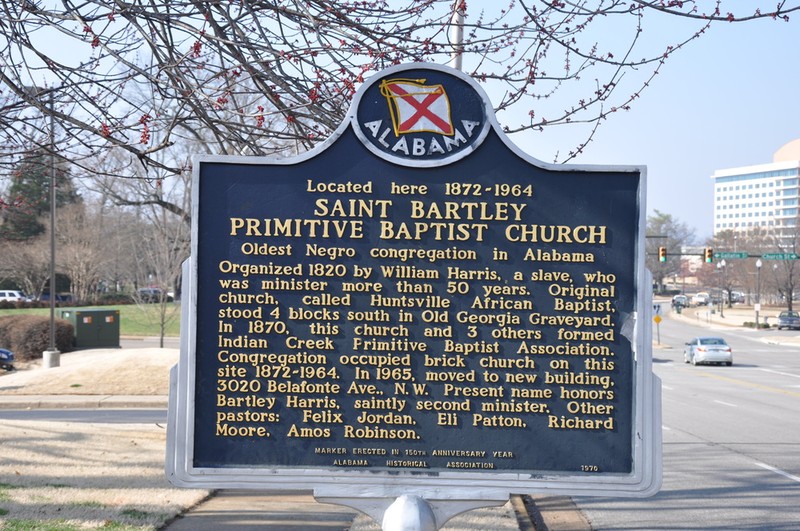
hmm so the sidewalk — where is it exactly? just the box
[660,300,800,345]
[160,491,587,531]
[162,491,527,531]
[670,303,764,328]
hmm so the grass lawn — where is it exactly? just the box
[0,303,181,337]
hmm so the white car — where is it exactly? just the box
[691,292,710,306]
[684,337,733,366]
[0,290,28,302]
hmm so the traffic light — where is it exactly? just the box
[658,247,667,262]
[704,248,714,263]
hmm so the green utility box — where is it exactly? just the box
[59,309,120,349]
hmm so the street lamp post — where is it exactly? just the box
[717,259,726,318]
[23,85,59,368]
[46,91,58,367]
[755,259,763,328]
[448,1,465,70]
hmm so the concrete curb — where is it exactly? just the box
[525,495,593,530]
[0,394,168,409]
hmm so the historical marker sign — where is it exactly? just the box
[167,63,661,499]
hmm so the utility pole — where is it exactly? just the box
[448,1,465,70]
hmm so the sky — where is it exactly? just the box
[509,13,800,243]
[7,3,797,246]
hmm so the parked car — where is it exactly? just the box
[684,337,733,366]
[728,291,746,304]
[0,290,28,302]
[777,310,800,330]
[0,348,14,371]
[671,294,688,308]
[38,293,74,303]
[692,292,710,306]
[137,287,174,303]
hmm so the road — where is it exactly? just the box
[573,311,800,530]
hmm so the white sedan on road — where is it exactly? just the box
[684,337,733,366]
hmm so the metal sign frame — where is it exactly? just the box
[166,63,661,502]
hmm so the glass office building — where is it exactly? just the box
[713,139,800,236]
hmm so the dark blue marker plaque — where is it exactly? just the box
[168,63,661,498]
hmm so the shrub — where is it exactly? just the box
[0,300,50,310]
[0,315,74,361]
[95,292,135,305]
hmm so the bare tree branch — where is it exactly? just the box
[0,0,797,183]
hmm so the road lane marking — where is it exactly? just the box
[713,400,737,408]
[755,462,800,484]
[693,371,800,398]
[759,368,800,379]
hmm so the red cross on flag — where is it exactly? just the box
[380,78,455,136]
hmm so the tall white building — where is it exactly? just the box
[712,139,800,236]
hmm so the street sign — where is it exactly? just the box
[714,252,748,259]
[761,253,799,260]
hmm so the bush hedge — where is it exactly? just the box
[95,293,135,305]
[0,315,74,361]
[0,300,77,310]
[0,300,47,310]
[0,293,136,310]
[743,321,771,329]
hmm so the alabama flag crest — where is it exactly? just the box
[379,78,455,136]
